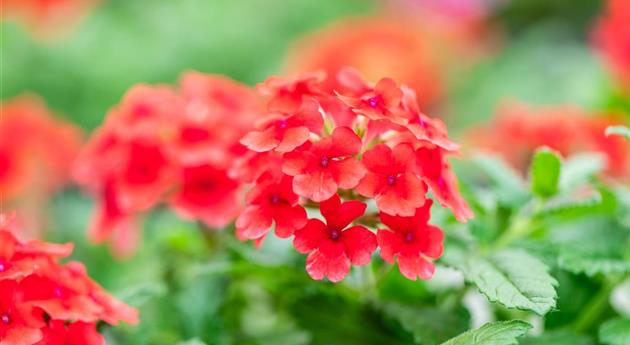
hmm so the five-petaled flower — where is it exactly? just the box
[356,143,427,216]
[377,200,444,280]
[293,195,377,282]
[282,126,366,202]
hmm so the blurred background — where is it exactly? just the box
[2,0,630,344]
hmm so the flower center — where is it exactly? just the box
[386,175,397,186]
[367,97,380,108]
[53,287,64,299]
[320,156,330,168]
[404,232,414,243]
[278,119,288,129]
[0,262,6,272]
[269,194,281,205]
[1,314,11,325]
[329,228,341,241]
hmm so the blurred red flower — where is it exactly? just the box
[293,195,377,283]
[74,72,262,258]
[0,95,83,238]
[593,0,630,91]
[1,0,99,39]
[0,213,137,345]
[469,101,630,178]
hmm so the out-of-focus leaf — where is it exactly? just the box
[440,320,531,345]
[521,331,594,345]
[379,302,469,345]
[606,126,630,140]
[530,147,562,199]
[559,152,606,191]
[471,155,529,206]
[118,281,168,307]
[176,339,207,345]
[599,317,630,345]
[447,249,557,315]
[553,219,630,276]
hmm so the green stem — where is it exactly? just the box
[572,277,619,333]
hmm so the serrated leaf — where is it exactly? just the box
[440,320,531,345]
[553,220,630,276]
[449,249,558,315]
[599,318,630,345]
[380,302,469,345]
[530,148,562,199]
[472,155,529,206]
[559,152,606,191]
[521,331,594,345]
[606,126,630,139]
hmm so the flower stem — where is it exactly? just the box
[572,277,620,333]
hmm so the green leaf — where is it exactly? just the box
[606,126,630,140]
[553,219,630,276]
[559,152,606,191]
[440,320,532,345]
[448,249,558,315]
[472,155,529,206]
[379,302,469,345]
[530,147,562,199]
[521,331,594,345]
[599,318,630,345]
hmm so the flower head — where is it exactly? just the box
[293,195,377,282]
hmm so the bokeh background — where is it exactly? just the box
[3,0,630,344]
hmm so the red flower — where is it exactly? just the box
[293,195,377,282]
[284,18,447,110]
[282,126,366,201]
[338,68,405,123]
[356,144,427,216]
[593,0,630,91]
[236,174,307,242]
[257,72,326,113]
[230,151,285,184]
[415,147,473,222]
[399,86,460,152]
[170,164,242,229]
[0,213,137,344]
[0,280,45,345]
[37,321,104,345]
[377,200,444,280]
[241,98,324,152]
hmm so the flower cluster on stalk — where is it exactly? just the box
[0,213,138,345]
[234,68,472,282]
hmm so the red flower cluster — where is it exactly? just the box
[469,101,630,178]
[0,213,138,345]
[235,68,472,282]
[1,0,99,39]
[0,95,83,238]
[593,0,630,91]
[73,72,262,258]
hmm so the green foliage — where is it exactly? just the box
[440,320,532,345]
[447,249,557,315]
[599,318,630,345]
[530,148,562,199]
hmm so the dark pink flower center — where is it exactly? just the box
[386,175,397,186]
[53,287,64,299]
[329,228,341,241]
[367,97,380,108]
[1,314,11,325]
[437,176,446,189]
[0,261,6,272]
[404,232,414,243]
[269,194,281,205]
[278,119,288,129]
[320,156,330,168]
